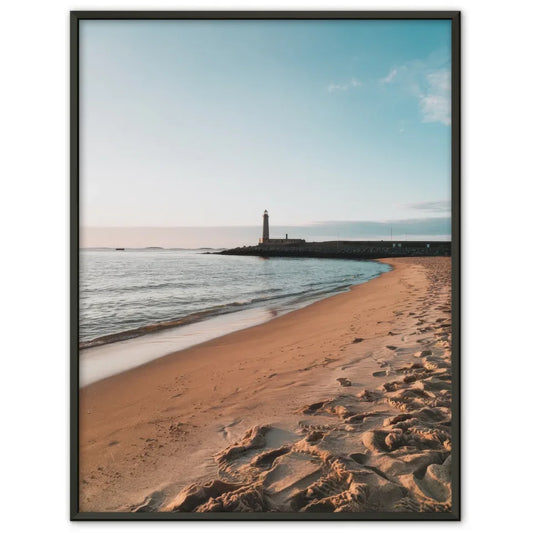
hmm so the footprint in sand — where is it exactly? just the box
[415,349,433,358]
[336,377,352,387]
[299,401,326,415]
[219,418,243,441]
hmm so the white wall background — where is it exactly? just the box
[1,0,532,531]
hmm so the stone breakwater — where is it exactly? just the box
[217,241,451,260]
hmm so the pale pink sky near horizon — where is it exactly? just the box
[81,219,451,249]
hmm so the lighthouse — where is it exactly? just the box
[258,209,306,245]
[262,209,269,242]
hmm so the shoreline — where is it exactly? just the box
[79,257,452,513]
[80,260,390,386]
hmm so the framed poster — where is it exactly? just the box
[71,11,460,520]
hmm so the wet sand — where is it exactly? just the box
[79,256,453,513]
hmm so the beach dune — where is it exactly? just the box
[79,257,453,514]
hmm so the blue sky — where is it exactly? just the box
[80,19,451,246]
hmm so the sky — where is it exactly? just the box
[79,19,452,247]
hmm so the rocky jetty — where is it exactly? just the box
[217,241,451,260]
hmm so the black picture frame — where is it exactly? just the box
[71,10,460,521]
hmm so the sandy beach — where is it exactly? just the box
[79,256,453,513]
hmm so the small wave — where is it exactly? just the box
[80,296,285,349]
[287,284,353,305]
[82,280,198,294]
[79,308,226,349]
[79,281,358,350]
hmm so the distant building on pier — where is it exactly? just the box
[258,210,306,245]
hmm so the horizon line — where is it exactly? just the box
[81,216,451,230]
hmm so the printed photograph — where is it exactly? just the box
[75,14,458,517]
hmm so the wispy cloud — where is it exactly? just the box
[327,78,362,92]
[379,50,451,126]
[327,83,347,92]
[380,68,398,84]
[407,200,451,214]
[419,70,451,125]
[328,49,450,123]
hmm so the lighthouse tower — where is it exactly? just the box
[262,209,269,243]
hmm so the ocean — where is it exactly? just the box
[79,249,390,385]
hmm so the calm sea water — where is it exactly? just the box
[79,249,390,385]
[80,249,389,345]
